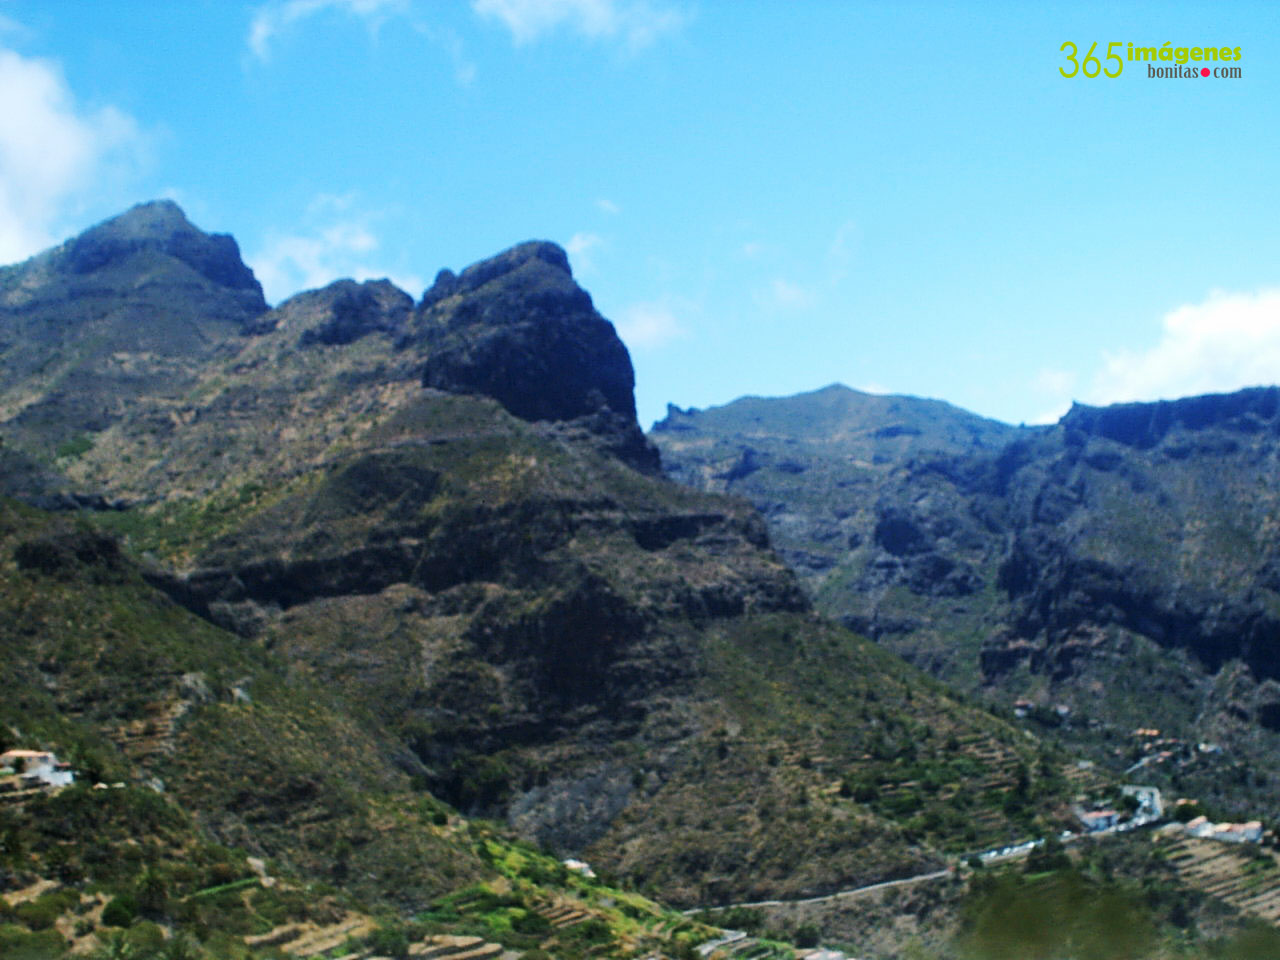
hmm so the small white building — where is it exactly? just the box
[562,858,596,879]
[0,749,74,788]
[1080,809,1118,832]
[1212,821,1263,844]
[1185,815,1212,838]
[1184,816,1262,844]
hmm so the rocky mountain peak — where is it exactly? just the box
[62,199,265,308]
[423,239,573,304]
[275,278,415,345]
[417,239,638,426]
[81,197,192,241]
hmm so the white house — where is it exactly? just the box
[1183,816,1262,844]
[0,749,74,788]
[1212,821,1263,844]
[1185,815,1212,838]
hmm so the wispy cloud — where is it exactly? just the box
[596,198,620,215]
[248,1,478,84]
[0,47,145,264]
[765,277,814,311]
[248,196,423,304]
[472,0,686,50]
[432,25,478,85]
[1086,288,1280,407]
[0,13,27,36]
[1028,367,1077,425]
[826,219,858,284]
[615,301,686,350]
[565,231,603,276]
[247,0,409,62]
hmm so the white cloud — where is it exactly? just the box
[1035,368,1076,396]
[248,200,422,304]
[565,231,602,275]
[472,0,686,50]
[1087,289,1280,406]
[249,2,478,84]
[248,0,409,61]
[1026,367,1077,425]
[766,278,814,310]
[826,219,858,284]
[0,47,144,264]
[596,198,620,215]
[615,301,686,350]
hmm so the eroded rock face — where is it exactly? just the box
[293,279,414,346]
[654,384,1280,824]
[418,241,638,424]
[1060,388,1280,450]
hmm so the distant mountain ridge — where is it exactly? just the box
[653,384,1023,578]
[653,382,1280,822]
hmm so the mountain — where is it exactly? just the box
[654,384,1022,579]
[0,200,1083,952]
[0,200,266,479]
[653,384,1280,821]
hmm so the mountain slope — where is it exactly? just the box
[0,205,1078,912]
[0,500,489,907]
[0,200,267,478]
[653,385,1280,821]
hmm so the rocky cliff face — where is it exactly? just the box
[655,386,1280,820]
[416,241,659,472]
[419,242,635,421]
[62,199,265,307]
[1059,388,1280,449]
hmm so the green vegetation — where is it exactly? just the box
[702,614,1068,853]
[54,434,93,460]
[407,824,720,960]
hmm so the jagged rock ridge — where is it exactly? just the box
[419,241,637,423]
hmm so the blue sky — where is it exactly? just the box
[2,1,1279,428]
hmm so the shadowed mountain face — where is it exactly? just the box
[0,203,1070,910]
[420,241,637,424]
[653,385,1280,820]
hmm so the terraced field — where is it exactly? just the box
[1155,827,1280,923]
